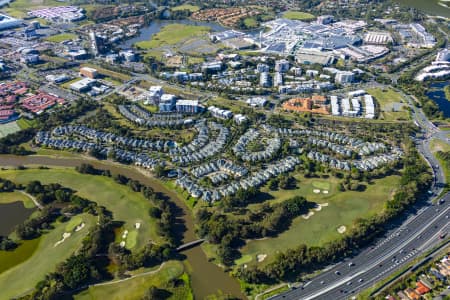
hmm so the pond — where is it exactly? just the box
[0,201,35,236]
[0,155,244,299]
[426,81,450,118]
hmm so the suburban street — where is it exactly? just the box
[272,95,450,300]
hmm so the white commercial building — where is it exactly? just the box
[330,96,340,116]
[363,31,393,45]
[364,95,375,119]
[335,71,355,84]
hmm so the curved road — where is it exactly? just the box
[272,89,449,300]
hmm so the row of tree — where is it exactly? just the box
[197,195,315,266]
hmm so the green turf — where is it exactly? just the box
[45,33,78,43]
[312,181,331,190]
[283,11,315,21]
[0,191,35,208]
[243,17,258,28]
[0,214,96,299]
[65,215,83,232]
[367,88,410,121]
[0,122,21,138]
[171,4,200,12]
[135,24,210,49]
[16,118,37,129]
[0,168,165,250]
[0,238,40,274]
[238,174,401,265]
[125,230,138,250]
[74,261,192,300]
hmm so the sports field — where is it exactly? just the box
[283,11,315,21]
[0,213,96,299]
[367,88,411,121]
[0,167,165,250]
[238,174,401,265]
[75,261,192,300]
[0,121,21,138]
[45,33,78,43]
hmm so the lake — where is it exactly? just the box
[394,0,450,18]
[0,201,34,236]
[426,81,450,118]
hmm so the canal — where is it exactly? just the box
[0,155,244,299]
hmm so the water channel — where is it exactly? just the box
[0,155,244,299]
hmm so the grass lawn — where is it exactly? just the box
[283,11,315,21]
[0,214,96,299]
[0,168,165,250]
[367,88,411,121]
[238,174,401,265]
[0,191,35,208]
[243,17,258,28]
[172,4,200,12]
[45,33,78,43]
[0,238,40,275]
[135,24,210,49]
[430,138,450,153]
[74,261,192,300]
[17,118,38,129]
[0,121,21,138]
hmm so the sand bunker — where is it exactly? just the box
[135,222,141,229]
[337,225,347,234]
[313,189,321,194]
[122,230,128,239]
[302,211,315,219]
[323,190,329,194]
[119,241,126,247]
[75,223,85,232]
[257,254,267,263]
[54,232,71,247]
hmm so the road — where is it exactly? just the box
[272,90,449,299]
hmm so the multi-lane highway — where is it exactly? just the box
[272,88,450,300]
[272,192,450,300]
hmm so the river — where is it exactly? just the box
[394,0,450,18]
[0,155,244,299]
[426,81,450,118]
